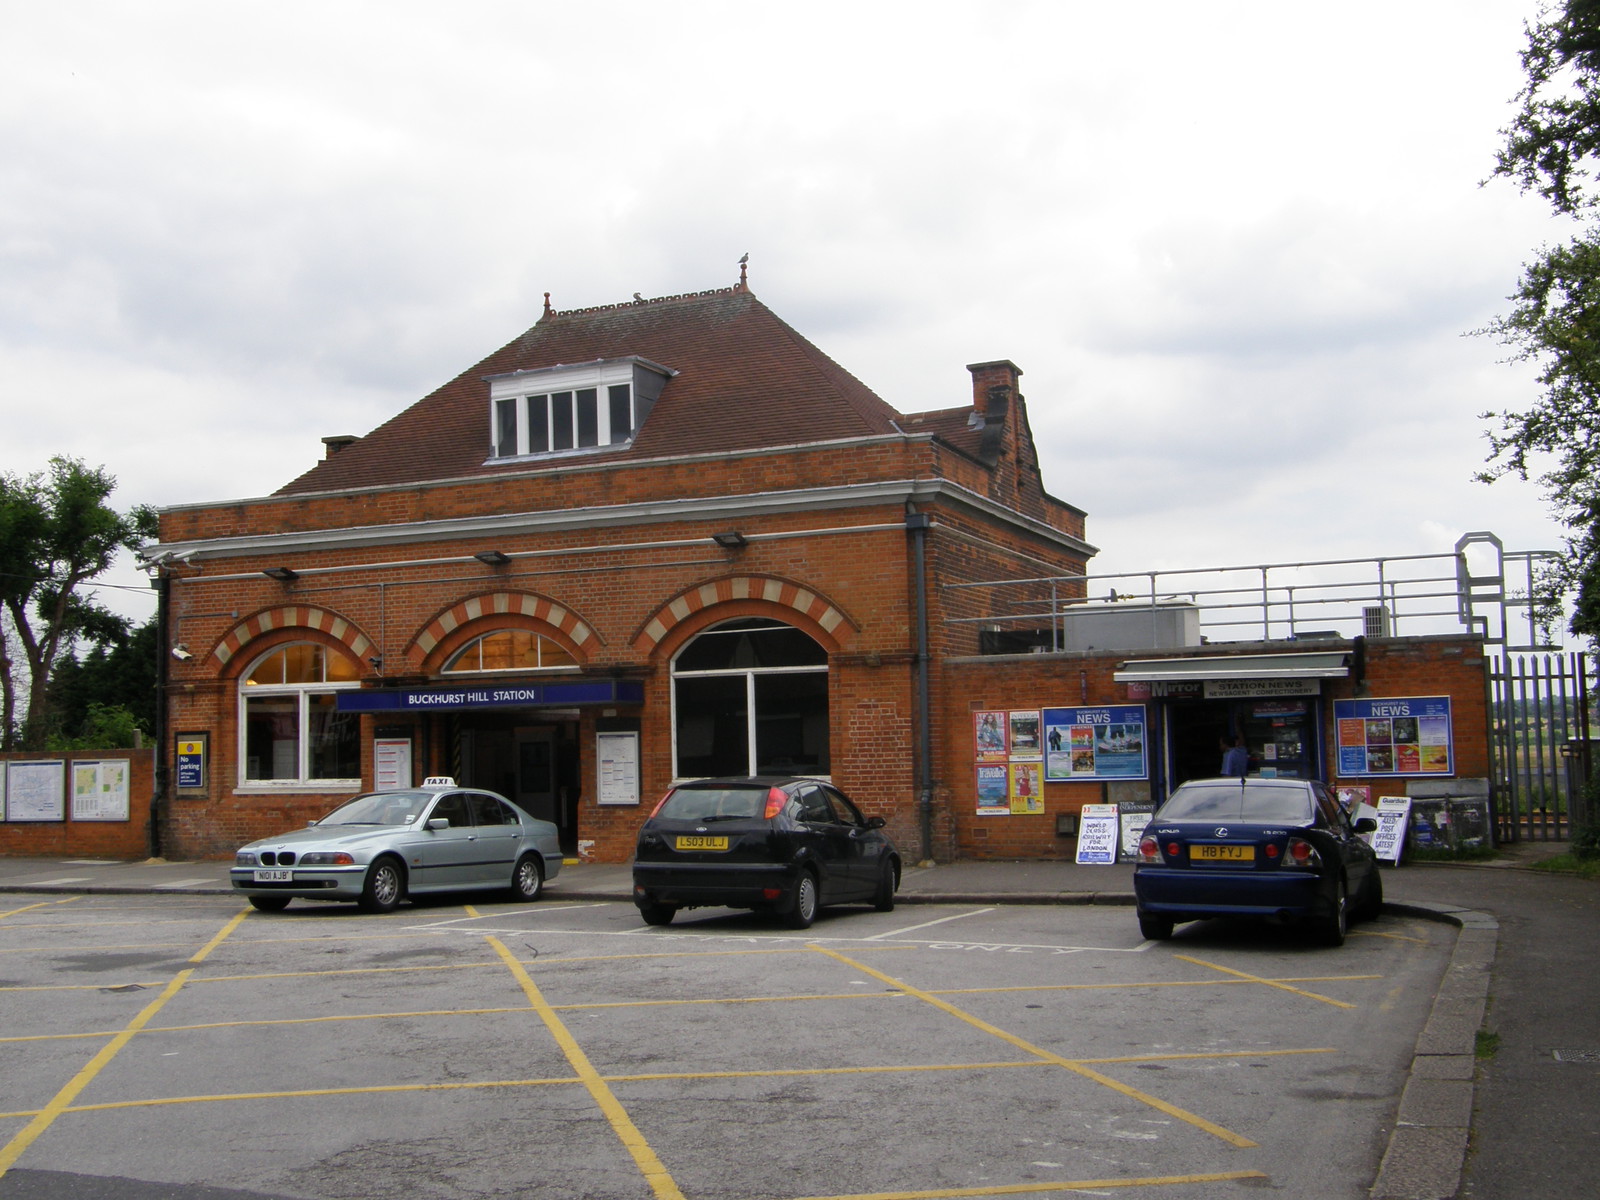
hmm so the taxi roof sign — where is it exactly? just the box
[420,776,458,789]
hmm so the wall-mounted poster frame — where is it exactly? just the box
[1008,711,1042,760]
[5,759,66,822]
[1042,705,1149,780]
[1333,696,1453,777]
[596,730,641,806]
[976,763,1009,815]
[974,711,1009,762]
[71,760,131,821]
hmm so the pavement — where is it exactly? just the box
[1,842,1593,1200]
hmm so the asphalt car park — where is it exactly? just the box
[0,889,1454,1200]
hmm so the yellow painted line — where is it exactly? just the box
[1353,929,1429,945]
[1174,956,1357,1009]
[815,946,1258,1149]
[790,1170,1269,1199]
[463,904,481,918]
[0,1049,1340,1120]
[0,898,78,920]
[488,935,686,1200]
[934,974,1380,995]
[190,909,249,963]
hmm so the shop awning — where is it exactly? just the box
[1114,652,1349,683]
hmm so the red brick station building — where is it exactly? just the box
[136,277,1489,863]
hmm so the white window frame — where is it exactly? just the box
[237,644,362,791]
[668,621,830,780]
[486,357,663,463]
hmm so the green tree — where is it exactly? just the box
[0,457,157,750]
[1483,0,1600,641]
[45,617,158,747]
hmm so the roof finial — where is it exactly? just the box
[542,292,553,318]
[738,251,749,289]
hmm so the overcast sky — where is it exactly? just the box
[0,1,1573,629]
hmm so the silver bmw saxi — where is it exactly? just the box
[230,778,562,913]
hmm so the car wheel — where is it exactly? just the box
[247,895,291,913]
[781,871,819,929]
[872,858,898,912]
[1355,865,1384,922]
[1316,877,1348,946]
[638,902,677,926]
[1138,912,1174,941]
[357,857,404,914]
[508,854,544,903]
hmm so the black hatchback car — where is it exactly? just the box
[1132,776,1381,946]
[631,776,900,928]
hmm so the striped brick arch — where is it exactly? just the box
[413,592,597,658]
[633,576,854,654]
[212,607,377,667]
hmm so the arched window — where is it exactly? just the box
[239,643,361,786]
[671,617,830,778]
[441,630,577,674]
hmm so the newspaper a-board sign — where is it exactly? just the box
[1371,797,1412,863]
[1118,804,1155,863]
[1076,804,1121,865]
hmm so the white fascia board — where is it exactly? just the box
[149,477,1096,563]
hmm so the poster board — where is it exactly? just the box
[1371,797,1412,863]
[1042,706,1149,780]
[70,760,131,821]
[5,759,66,822]
[1075,803,1120,864]
[596,731,641,806]
[1334,697,1453,777]
[373,738,413,790]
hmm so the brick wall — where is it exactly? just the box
[0,750,154,859]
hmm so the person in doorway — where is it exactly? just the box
[1219,734,1249,777]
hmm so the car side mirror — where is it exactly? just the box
[1353,817,1378,834]
[426,818,451,831]
[864,815,887,829]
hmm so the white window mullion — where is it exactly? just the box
[746,673,759,775]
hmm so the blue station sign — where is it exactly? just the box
[336,679,644,713]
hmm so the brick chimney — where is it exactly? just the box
[321,435,358,459]
[966,360,1022,417]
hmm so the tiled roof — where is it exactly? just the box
[276,286,908,495]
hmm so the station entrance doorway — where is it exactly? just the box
[1162,695,1323,788]
[456,714,580,854]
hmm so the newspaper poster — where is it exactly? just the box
[1008,711,1042,761]
[1076,803,1120,864]
[1009,761,1043,814]
[1372,796,1412,863]
[974,711,1009,763]
[1334,697,1452,777]
[976,764,1010,815]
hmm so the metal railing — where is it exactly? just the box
[944,536,1566,652]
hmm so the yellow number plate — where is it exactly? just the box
[675,835,730,852]
[1195,844,1254,862]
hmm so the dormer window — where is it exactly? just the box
[486,357,671,462]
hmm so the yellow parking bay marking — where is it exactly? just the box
[0,908,246,1180]
[0,1050,1338,1122]
[1174,955,1358,1009]
[0,898,79,921]
[790,1170,1270,1199]
[815,945,1259,1150]
[488,935,687,1200]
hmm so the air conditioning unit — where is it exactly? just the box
[1363,606,1391,638]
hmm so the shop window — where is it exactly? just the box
[442,630,578,674]
[671,617,830,778]
[240,643,361,787]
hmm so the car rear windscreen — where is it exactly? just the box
[658,787,766,820]
[1157,783,1314,823]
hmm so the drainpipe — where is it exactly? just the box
[907,510,935,864]
[150,567,170,858]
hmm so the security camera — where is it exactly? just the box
[171,645,192,661]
